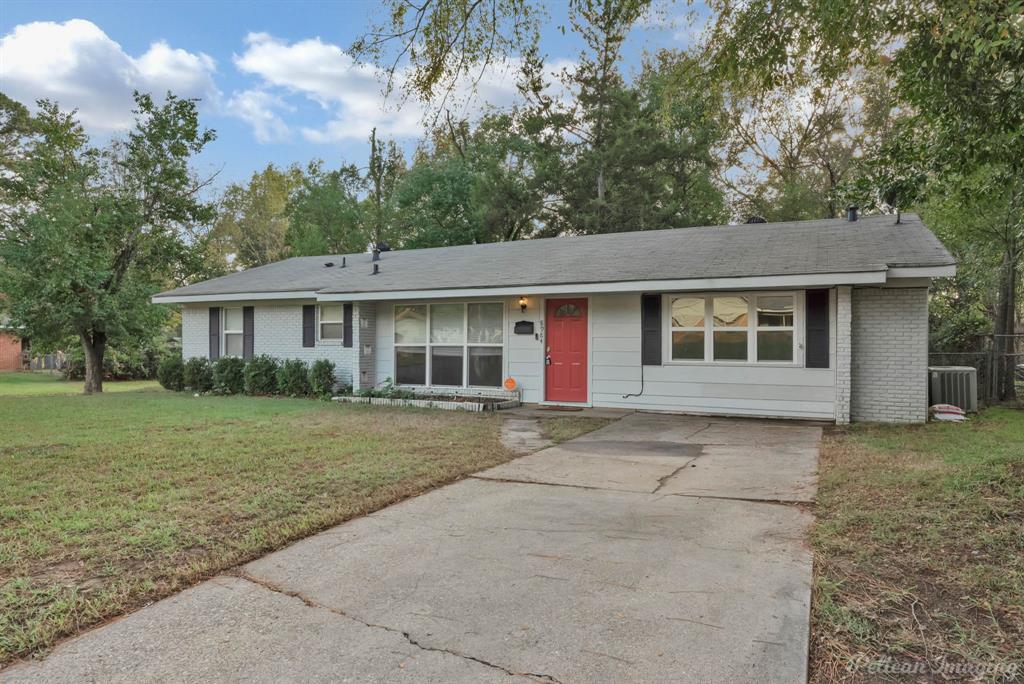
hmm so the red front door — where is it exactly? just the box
[545,298,588,402]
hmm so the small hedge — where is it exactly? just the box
[182,357,213,392]
[213,356,246,394]
[309,359,336,399]
[160,354,345,400]
[277,359,310,397]
[244,354,279,395]
[157,355,185,391]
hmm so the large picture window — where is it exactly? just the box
[394,302,504,387]
[223,307,243,357]
[667,293,797,364]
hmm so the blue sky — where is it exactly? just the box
[0,1,700,191]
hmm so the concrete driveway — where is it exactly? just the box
[4,413,820,684]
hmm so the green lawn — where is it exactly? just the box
[0,372,158,396]
[811,407,1024,681]
[0,387,613,664]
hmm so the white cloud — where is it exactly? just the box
[226,89,292,143]
[0,20,219,132]
[232,32,573,144]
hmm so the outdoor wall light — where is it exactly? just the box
[518,296,528,312]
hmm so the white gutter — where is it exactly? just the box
[315,271,888,302]
[151,265,954,306]
[151,290,319,304]
[887,265,956,278]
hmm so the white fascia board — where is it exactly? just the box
[886,265,956,278]
[151,291,319,304]
[316,271,887,302]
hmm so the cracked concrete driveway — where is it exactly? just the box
[4,413,821,684]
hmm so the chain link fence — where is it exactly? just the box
[929,334,1024,405]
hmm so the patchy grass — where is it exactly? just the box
[0,372,157,396]
[811,407,1024,682]
[538,416,613,444]
[0,389,519,664]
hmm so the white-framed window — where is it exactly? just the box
[319,304,345,340]
[223,307,244,357]
[667,292,798,364]
[394,302,504,387]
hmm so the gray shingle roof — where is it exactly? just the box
[156,213,954,299]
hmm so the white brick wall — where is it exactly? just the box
[180,303,357,387]
[181,306,208,360]
[354,302,376,390]
[835,286,852,424]
[850,287,929,423]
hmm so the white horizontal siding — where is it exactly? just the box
[589,292,836,419]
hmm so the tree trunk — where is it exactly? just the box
[81,330,106,395]
[993,248,1019,401]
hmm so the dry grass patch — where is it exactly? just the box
[539,416,614,443]
[811,407,1023,682]
[0,389,519,664]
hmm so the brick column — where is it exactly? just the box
[835,286,852,424]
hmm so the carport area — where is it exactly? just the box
[5,413,820,684]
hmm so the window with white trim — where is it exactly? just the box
[394,302,504,387]
[223,307,243,357]
[319,304,344,340]
[668,293,797,363]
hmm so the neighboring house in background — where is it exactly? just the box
[0,316,27,371]
[153,213,956,424]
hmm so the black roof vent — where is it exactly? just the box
[372,248,380,262]
[371,263,379,275]
[377,241,392,252]
[324,262,334,268]
[745,215,767,224]
[341,256,346,267]
[847,205,859,222]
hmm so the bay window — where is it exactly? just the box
[223,307,243,357]
[668,293,797,364]
[394,302,504,387]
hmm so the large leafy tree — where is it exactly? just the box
[0,92,215,393]
[523,40,727,235]
[364,128,406,248]
[285,161,367,256]
[394,113,543,247]
[209,163,302,268]
[705,0,1024,398]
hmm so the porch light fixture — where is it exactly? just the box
[518,296,528,312]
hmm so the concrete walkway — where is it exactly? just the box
[5,413,821,684]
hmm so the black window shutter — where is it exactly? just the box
[640,294,662,366]
[242,306,254,360]
[302,305,316,348]
[343,303,353,348]
[805,289,830,368]
[208,307,220,360]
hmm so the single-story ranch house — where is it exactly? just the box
[154,212,956,424]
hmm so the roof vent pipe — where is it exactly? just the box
[372,248,380,262]
[846,205,859,222]
[324,262,334,268]
[341,256,346,267]
[371,263,379,275]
